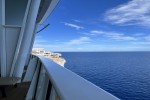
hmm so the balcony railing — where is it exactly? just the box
[24,55,119,100]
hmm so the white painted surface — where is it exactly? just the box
[23,57,38,82]
[39,0,60,24]
[36,68,49,100]
[10,0,32,77]
[25,60,41,100]
[5,27,21,76]
[13,0,41,77]
[1,0,6,77]
[0,0,2,75]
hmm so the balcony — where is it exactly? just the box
[1,55,119,100]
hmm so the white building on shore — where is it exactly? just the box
[32,48,66,67]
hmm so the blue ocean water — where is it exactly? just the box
[61,52,150,100]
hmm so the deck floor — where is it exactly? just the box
[0,82,30,100]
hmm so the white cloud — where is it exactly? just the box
[90,30,137,41]
[34,37,67,51]
[34,36,91,51]
[33,36,59,49]
[90,30,107,35]
[133,33,145,36]
[34,43,76,52]
[65,37,91,45]
[133,42,150,45]
[73,19,82,23]
[34,36,48,45]
[63,22,84,30]
[105,0,150,27]
[77,48,84,50]
[144,35,150,41]
[34,39,47,44]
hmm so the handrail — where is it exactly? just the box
[3,25,22,28]
[37,56,119,100]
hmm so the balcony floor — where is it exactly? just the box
[0,82,30,100]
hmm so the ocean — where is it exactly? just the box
[61,52,150,100]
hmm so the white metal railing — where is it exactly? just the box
[24,55,120,100]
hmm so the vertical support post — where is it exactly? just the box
[0,0,7,77]
[9,0,32,77]
[24,24,37,68]
[36,72,50,100]
[12,0,41,78]
[0,86,7,98]
[46,81,52,100]
[25,59,40,100]
[50,87,59,100]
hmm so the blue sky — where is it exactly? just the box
[34,0,150,52]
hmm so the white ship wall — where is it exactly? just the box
[0,0,60,78]
[5,27,20,76]
[0,0,29,77]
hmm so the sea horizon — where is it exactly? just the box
[55,51,150,53]
[61,52,150,100]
